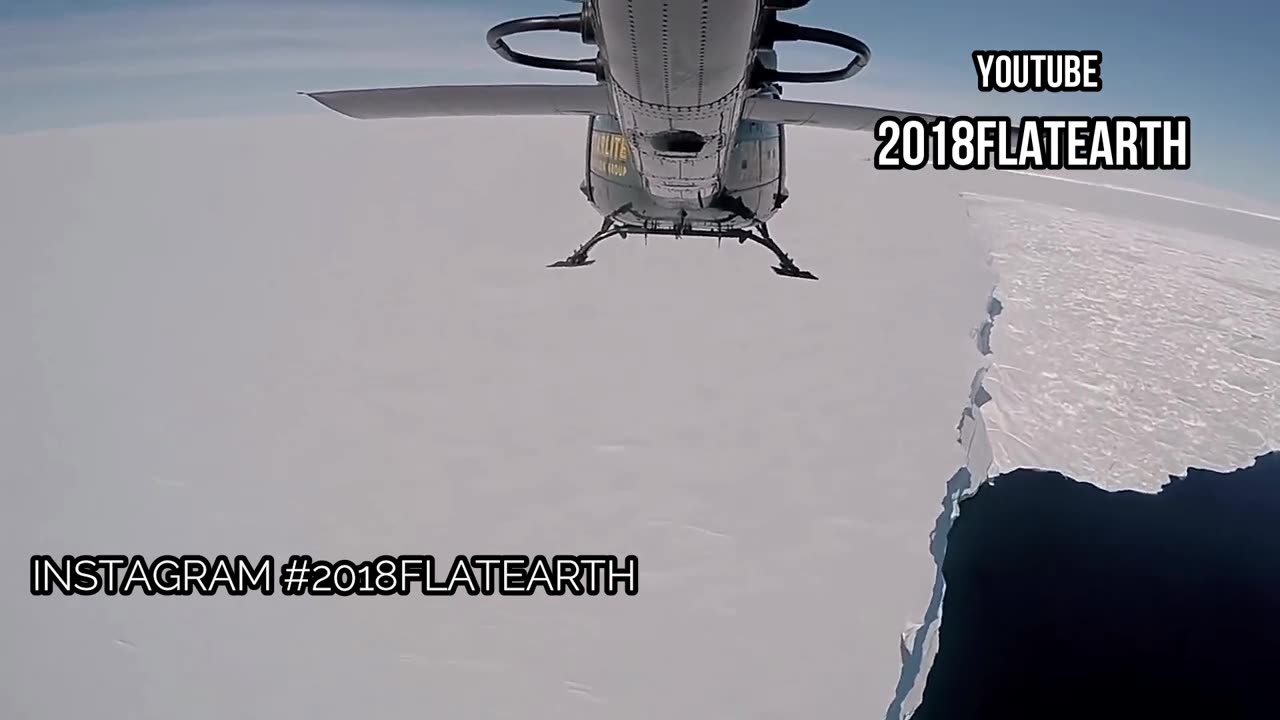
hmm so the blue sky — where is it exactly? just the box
[1,0,1276,204]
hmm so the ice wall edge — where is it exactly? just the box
[883,288,1003,720]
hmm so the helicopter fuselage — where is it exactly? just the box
[583,0,787,231]
[300,0,888,278]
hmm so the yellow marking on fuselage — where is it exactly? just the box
[591,131,631,177]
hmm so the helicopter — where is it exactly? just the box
[304,0,943,280]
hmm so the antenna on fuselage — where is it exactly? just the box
[487,10,602,78]
[748,4,871,89]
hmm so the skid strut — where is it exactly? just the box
[548,219,818,280]
[547,217,627,269]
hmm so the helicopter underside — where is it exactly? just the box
[581,113,789,233]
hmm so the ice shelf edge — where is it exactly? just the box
[884,287,1003,720]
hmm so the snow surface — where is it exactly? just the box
[966,193,1279,490]
[5,116,1276,720]
[3,116,996,720]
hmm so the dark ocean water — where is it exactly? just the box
[910,451,1280,720]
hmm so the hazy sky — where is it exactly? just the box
[1,0,1275,204]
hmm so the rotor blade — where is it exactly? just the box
[742,96,947,131]
[301,83,612,120]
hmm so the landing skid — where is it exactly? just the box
[548,219,818,280]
